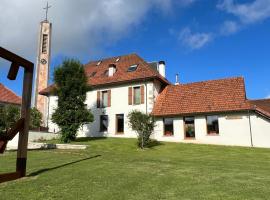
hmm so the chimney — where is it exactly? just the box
[108,64,116,77]
[175,73,180,85]
[158,61,166,77]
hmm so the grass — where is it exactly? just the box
[1,138,270,200]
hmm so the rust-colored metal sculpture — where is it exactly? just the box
[0,46,34,183]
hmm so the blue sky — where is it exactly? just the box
[0,0,270,99]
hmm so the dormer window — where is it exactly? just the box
[127,64,138,72]
[115,57,120,62]
[108,64,116,77]
[96,61,102,66]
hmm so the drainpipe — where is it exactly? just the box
[248,110,254,147]
[145,80,148,114]
[47,95,50,129]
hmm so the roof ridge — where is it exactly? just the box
[180,76,244,86]
[248,98,270,102]
[84,53,138,66]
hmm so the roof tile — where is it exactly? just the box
[152,77,252,116]
[0,83,21,105]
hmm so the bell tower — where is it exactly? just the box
[34,2,52,127]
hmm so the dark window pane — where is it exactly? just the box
[100,115,108,132]
[127,64,138,72]
[164,118,173,136]
[116,114,124,133]
[207,116,219,134]
[184,117,195,138]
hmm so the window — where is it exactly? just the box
[103,69,109,76]
[133,87,141,105]
[101,91,108,107]
[96,61,102,66]
[42,34,48,54]
[164,118,174,136]
[206,115,219,134]
[100,115,108,132]
[184,117,195,138]
[89,71,96,77]
[127,64,138,72]
[116,114,124,134]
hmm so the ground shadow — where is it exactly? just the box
[27,155,101,177]
[147,140,164,149]
[75,137,107,142]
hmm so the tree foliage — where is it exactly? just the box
[52,59,94,143]
[0,105,43,135]
[0,105,20,135]
[127,110,155,149]
[29,107,43,129]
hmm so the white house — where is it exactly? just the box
[40,54,270,148]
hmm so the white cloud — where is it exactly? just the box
[0,0,197,64]
[218,0,270,24]
[266,94,270,98]
[178,28,213,49]
[217,0,270,36]
[220,20,240,35]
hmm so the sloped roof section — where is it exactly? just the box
[40,53,169,95]
[0,83,21,105]
[249,99,270,118]
[84,53,169,86]
[152,77,251,116]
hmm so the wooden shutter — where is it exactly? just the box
[108,90,111,107]
[128,87,132,105]
[141,85,144,104]
[97,91,100,108]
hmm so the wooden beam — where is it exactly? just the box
[0,172,21,183]
[0,118,25,141]
[16,66,33,177]
[8,62,20,80]
[0,46,34,179]
[0,47,33,71]
[0,140,8,154]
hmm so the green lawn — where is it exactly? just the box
[1,138,270,200]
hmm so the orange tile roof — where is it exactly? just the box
[40,53,170,95]
[152,77,252,116]
[0,83,21,105]
[249,99,270,118]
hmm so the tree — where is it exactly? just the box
[29,107,42,130]
[0,105,20,135]
[127,110,155,149]
[52,59,94,143]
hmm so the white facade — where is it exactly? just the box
[48,80,162,138]
[154,113,270,148]
[46,82,270,148]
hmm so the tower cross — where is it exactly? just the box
[43,2,51,21]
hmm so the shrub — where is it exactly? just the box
[127,110,155,149]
